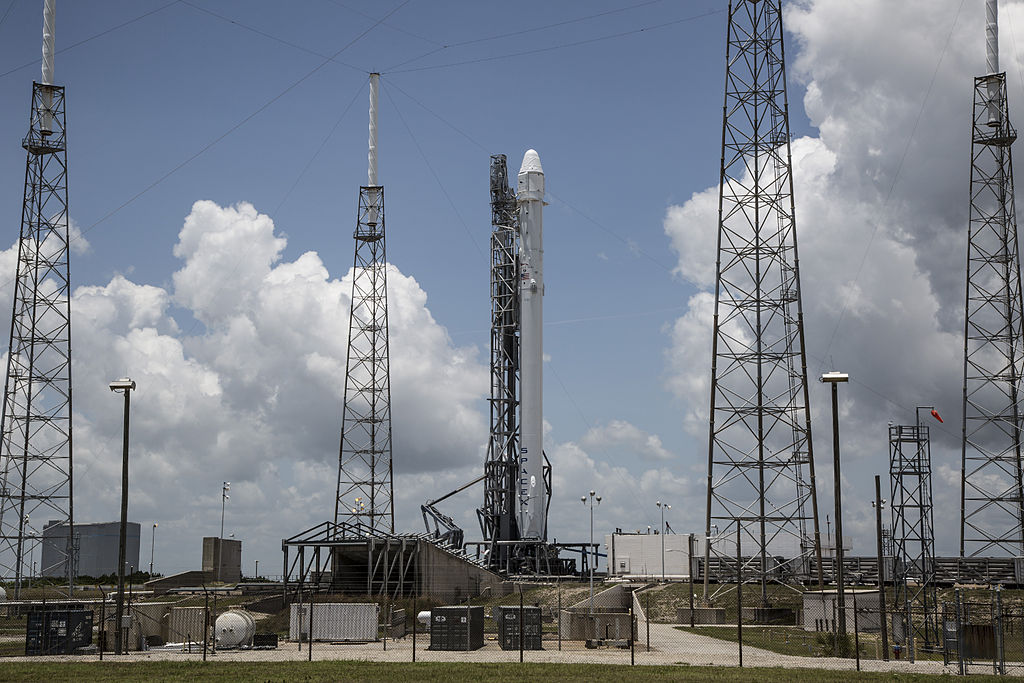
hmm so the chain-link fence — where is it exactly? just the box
[7,578,1024,675]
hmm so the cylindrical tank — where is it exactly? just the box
[215,609,256,648]
[417,610,431,630]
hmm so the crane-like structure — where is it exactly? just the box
[0,0,76,598]
[703,0,822,602]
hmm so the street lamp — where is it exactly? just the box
[109,377,136,655]
[821,370,848,639]
[581,490,601,614]
[656,501,671,582]
[219,481,230,582]
[149,523,158,576]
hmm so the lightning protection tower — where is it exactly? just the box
[889,410,938,646]
[960,0,1024,560]
[478,154,520,571]
[334,73,394,535]
[0,0,75,599]
[704,0,823,603]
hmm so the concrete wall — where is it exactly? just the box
[605,533,691,579]
[202,537,241,583]
[41,521,140,578]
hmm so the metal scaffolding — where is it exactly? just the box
[703,0,822,602]
[960,68,1024,559]
[0,80,75,598]
[334,184,393,535]
[477,154,521,571]
[889,410,938,646]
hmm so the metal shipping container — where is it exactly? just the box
[26,609,92,655]
[494,606,542,650]
[167,606,207,645]
[429,606,484,651]
[289,603,379,642]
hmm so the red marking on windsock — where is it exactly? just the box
[931,409,943,423]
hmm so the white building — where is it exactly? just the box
[605,531,695,580]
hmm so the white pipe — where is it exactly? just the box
[42,0,55,85]
[987,0,999,75]
[368,73,379,186]
[517,149,545,541]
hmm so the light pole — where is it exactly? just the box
[873,475,889,660]
[109,377,136,655]
[821,370,848,639]
[581,490,601,614]
[218,481,230,582]
[149,523,157,576]
[255,559,259,581]
[656,501,671,582]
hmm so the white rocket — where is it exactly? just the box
[517,149,545,540]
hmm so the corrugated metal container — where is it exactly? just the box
[25,609,92,655]
[494,606,542,650]
[167,606,207,644]
[132,602,171,642]
[289,603,379,642]
[429,606,484,651]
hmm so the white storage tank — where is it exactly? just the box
[216,610,256,648]
[289,602,379,642]
[0,586,7,601]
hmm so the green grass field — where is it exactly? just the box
[0,661,999,682]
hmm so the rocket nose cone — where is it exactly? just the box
[519,149,543,175]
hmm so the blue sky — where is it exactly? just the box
[0,0,1018,578]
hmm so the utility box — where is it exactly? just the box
[26,609,92,655]
[289,603,379,642]
[429,606,484,651]
[494,606,542,650]
[167,606,207,645]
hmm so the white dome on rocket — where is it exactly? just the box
[519,149,543,175]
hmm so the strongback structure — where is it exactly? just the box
[478,155,520,570]
[0,0,75,598]
[334,73,393,535]
[889,410,938,646]
[704,0,822,601]
[960,0,1024,560]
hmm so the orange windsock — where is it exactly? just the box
[931,409,943,423]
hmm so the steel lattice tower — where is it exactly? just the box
[889,414,938,645]
[478,154,520,570]
[703,0,822,602]
[0,1,74,599]
[334,74,393,534]
[960,0,1024,559]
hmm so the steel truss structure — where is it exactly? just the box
[478,154,521,570]
[335,185,394,535]
[961,70,1024,559]
[0,82,75,598]
[704,0,822,602]
[889,414,939,645]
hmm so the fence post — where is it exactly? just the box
[630,602,635,666]
[736,531,742,668]
[557,579,562,651]
[202,590,208,662]
[646,591,650,652]
[853,592,860,671]
[383,602,388,651]
[995,586,1004,675]
[307,590,313,662]
[955,588,964,676]
[519,585,525,663]
[98,586,105,661]
[906,583,915,664]
[411,596,416,663]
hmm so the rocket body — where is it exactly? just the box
[517,150,545,540]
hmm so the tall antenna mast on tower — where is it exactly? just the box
[703,0,823,602]
[335,73,394,534]
[0,0,76,598]
[960,0,1024,560]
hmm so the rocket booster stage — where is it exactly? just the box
[517,149,545,540]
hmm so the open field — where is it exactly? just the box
[0,661,1002,682]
